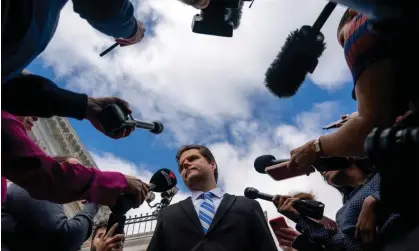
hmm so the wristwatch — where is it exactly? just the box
[313,137,324,157]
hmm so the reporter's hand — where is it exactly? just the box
[95,223,125,251]
[276,196,301,222]
[123,175,150,208]
[16,116,38,131]
[115,20,145,46]
[275,227,300,247]
[86,97,134,139]
[355,196,378,245]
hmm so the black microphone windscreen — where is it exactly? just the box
[254,155,276,173]
[244,187,259,199]
[230,1,244,29]
[265,26,325,98]
[150,168,177,192]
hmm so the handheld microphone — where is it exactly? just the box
[244,187,324,220]
[264,2,336,98]
[98,104,164,137]
[255,155,351,173]
[106,168,177,235]
[100,42,119,57]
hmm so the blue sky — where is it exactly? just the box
[28,58,356,195]
[28,0,356,226]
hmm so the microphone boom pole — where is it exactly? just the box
[100,42,119,57]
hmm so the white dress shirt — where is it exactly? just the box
[191,187,225,216]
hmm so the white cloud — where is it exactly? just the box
[89,101,345,250]
[41,0,350,143]
[38,1,353,249]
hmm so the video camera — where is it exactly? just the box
[191,0,252,37]
[365,110,418,217]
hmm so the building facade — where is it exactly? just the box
[27,116,154,250]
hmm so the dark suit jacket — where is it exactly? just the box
[147,194,278,251]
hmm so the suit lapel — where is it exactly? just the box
[207,193,236,233]
[180,197,204,234]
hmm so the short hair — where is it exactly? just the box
[53,155,76,163]
[91,221,108,240]
[337,8,352,36]
[178,0,202,6]
[291,191,316,200]
[176,144,218,182]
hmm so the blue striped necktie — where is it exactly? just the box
[199,192,215,234]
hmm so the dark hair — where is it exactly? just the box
[176,144,218,182]
[178,0,202,6]
[337,9,352,35]
[325,158,376,203]
[91,221,108,240]
[291,191,316,200]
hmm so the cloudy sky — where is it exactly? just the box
[28,0,356,248]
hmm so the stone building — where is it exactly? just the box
[27,116,155,251]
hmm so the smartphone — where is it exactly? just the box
[322,117,349,130]
[266,163,315,181]
[269,216,288,230]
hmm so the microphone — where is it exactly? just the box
[98,104,164,137]
[100,42,119,57]
[254,155,288,174]
[264,2,336,98]
[254,155,352,173]
[107,168,177,234]
[244,187,324,220]
[244,187,274,200]
[149,168,178,192]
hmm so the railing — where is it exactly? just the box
[121,210,268,237]
[123,213,159,237]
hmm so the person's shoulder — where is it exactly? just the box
[159,197,190,216]
[229,194,260,208]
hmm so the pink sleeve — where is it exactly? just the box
[1,111,128,206]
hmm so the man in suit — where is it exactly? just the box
[147,144,278,251]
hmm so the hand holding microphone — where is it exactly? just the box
[97,103,164,138]
[107,168,177,235]
[254,154,352,181]
[244,187,324,221]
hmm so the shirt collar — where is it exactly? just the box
[191,187,224,201]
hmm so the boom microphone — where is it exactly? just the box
[264,2,336,98]
[98,104,164,137]
[244,187,325,220]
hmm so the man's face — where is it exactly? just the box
[178,149,215,189]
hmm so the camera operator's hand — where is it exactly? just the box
[355,196,378,245]
[274,195,301,222]
[115,20,145,46]
[86,97,134,139]
[95,223,125,251]
[123,175,150,208]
